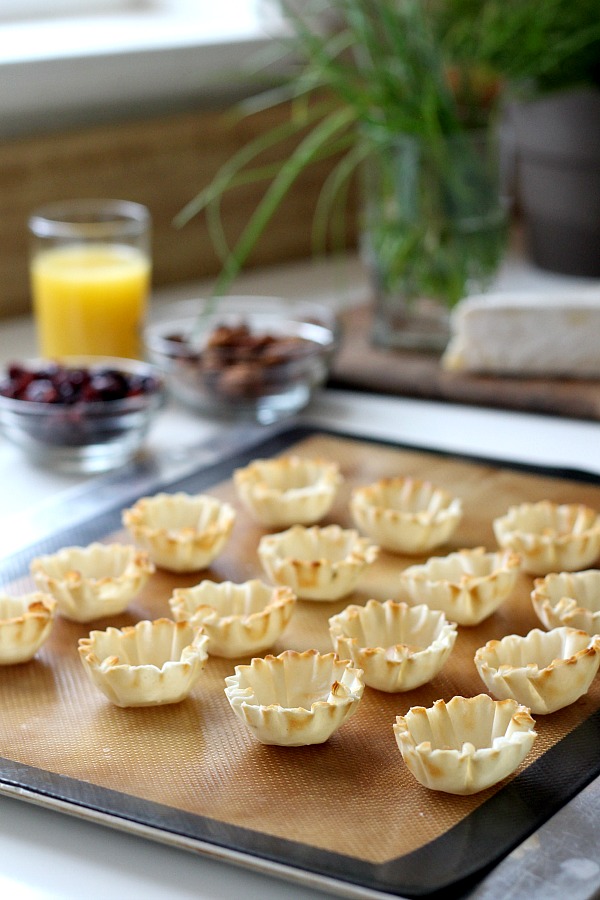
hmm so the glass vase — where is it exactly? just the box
[362,128,507,352]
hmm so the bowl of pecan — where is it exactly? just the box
[0,357,165,473]
[143,297,340,424]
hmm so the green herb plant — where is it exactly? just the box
[175,0,600,311]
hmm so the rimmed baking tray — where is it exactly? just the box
[1,424,600,900]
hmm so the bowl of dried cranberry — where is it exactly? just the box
[143,297,340,424]
[0,357,165,473]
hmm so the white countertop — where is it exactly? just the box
[1,253,600,900]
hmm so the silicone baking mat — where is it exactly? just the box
[1,425,600,900]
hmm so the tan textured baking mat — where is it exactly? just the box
[1,431,600,869]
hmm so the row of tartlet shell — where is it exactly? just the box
[21,456,600,612]
[235,455,464,555]
[0,540,156,664]
[4,580,596,796]
[74,608,552,798]
[237,455,600,576]
[7,469,600,685]
[10,538,600,760]
[7,569,599,716]
[11,544,600,712]
[21,523,600,635]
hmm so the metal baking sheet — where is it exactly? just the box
[1,425,600,900]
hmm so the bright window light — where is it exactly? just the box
[0,0,137,20]
[0,0,279,136]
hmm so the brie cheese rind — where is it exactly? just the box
[442,291,600,377]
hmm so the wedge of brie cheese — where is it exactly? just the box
[442,291,600,377]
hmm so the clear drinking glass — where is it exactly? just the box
[29,199,151,359]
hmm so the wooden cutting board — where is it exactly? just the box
[331,305,600,420]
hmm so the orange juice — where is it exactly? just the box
[32,243,151,359]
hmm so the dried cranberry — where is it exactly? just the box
[34,366,60,382]
[8,364,27,381]
[52,369,86,403]
[0,361,159,405]
[22,378,61,404]
[1,370,35,399]
[126,373,159,397]
[84,370,129,402]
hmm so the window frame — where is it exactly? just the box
[0,1,282,137]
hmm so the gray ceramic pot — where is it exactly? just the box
[510,87,600,277]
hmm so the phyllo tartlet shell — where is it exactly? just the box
[393,694,537,795]
[234,455,342,527]
[30,542,154,622]
[399,547,521,626]
[329,599,457,692]
[474,626,600,715]
[0,593,57,664]
[531,569,600,634]
[122,491,235,573]
[493,501,600,576]
[258,524,379,601]
[78,617,209,707]
[350,477,462,554]
[169,579,296,658]
[224,648,364,746]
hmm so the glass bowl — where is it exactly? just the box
[143,296,339,424]
[0,356,165,473]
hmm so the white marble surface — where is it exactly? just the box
[1,253,600,900]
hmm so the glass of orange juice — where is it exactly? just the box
[29,199,151,359]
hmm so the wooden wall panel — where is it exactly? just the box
[0,104,357,318]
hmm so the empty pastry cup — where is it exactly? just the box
[224,648,364,746]
[0,592,57,664]
[350,477,462,555]
[169,579,296,658]
[233,455,342,527]
[30,542,154,622]
[122,491,236,573]
[258,524,379,601]
[78,617,209,707]
[393,694,537,795]
[399,547,521,626]
[474,626,600,715]
[531,569,600,633]
[493,501,600,576]
[328,600,457,692]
